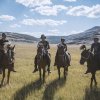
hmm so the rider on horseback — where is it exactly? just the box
[0,33,9,74]
[85,37,100,74]
[0,33,16,74]
[33,34,51,73]
[54,38,70,66]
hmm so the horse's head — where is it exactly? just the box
[57,44,65,54]
[80,46,90,65]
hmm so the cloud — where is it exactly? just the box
[10,24,21,28]
[24,14,29,18]
[31,5,67,16]
[16,0,52,7]
[0,15,15,21]
[64,0,78,2]
[48,29,60,34]
[21,18,67,26]
[66,4,100,18]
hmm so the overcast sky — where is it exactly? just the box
[0,0,100,37]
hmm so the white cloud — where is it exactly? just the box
[24,14,29,18]
[31,5,67,16]
[16,0,52,7]
[21,18,67,26]
[70,30,83,34]
[66,4,100,18]
[48,29,60,34]
[64,0,78,2]
[10,24,21,28]
[0,15,15,21]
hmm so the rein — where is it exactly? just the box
[81,51,91,60]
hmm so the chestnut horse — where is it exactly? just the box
[55,44,71,80]
[0,45,15,87]
[37,45,51,83]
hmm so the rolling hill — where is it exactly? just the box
[47,26,100,44]
[0,26,100,44]
[0,32,38,43]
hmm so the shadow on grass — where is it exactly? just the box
[42,77,66,100]
[13,79,42,100]
[84,86,100,100]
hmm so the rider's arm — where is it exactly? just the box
[90,43,94,52]
[47,41,50,50]
[65,44,67,52]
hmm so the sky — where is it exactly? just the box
[0,0,100,37]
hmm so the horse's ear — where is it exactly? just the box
[80,45,86,50]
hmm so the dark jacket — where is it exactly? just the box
[91,42,100,54]
[38,40,50,50]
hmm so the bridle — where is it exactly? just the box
[81,51,91,60]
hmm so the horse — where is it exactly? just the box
[55,44,71,80]
[37,44,51,83]
[80,45,100,88]
[0,45,15,87]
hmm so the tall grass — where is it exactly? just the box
[0,44,100,100]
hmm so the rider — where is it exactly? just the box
[33,34,51,73]
[0,33,9,74]
[85,37,100,74]
[91,37,100,65]
[0,33,16,74]
[54,38,70,66]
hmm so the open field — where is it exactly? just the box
[0,44,100,100]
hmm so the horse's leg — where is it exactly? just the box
[39,68,42,81]
[0,69,5,86]
[93,72,97,86]
[58,67,60,80]
[90,73,94,88]
[43,68,45,83]
[7,70,11,84]
[64,67,67,80]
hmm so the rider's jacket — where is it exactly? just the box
[0,39,8,52]
[91,42,100,54]
[58,42,67,52]
[37,40,50,50]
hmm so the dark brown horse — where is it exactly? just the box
[0,45,15,87]
[37,44,51,83]
[55,44,71,80]
[80,45,100,88]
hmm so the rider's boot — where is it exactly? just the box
[33,64,38,73]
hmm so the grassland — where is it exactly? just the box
[0,44,100,100]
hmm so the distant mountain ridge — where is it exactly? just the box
[47,26,100,44]
[0,26,100,44]
[0,32,38,43]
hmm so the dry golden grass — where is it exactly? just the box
[0,44,100,100]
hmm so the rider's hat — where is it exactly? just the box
[41,34,46,39]
[61,38,65,41]
[93,36,99,40]
[2,33,6,38]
